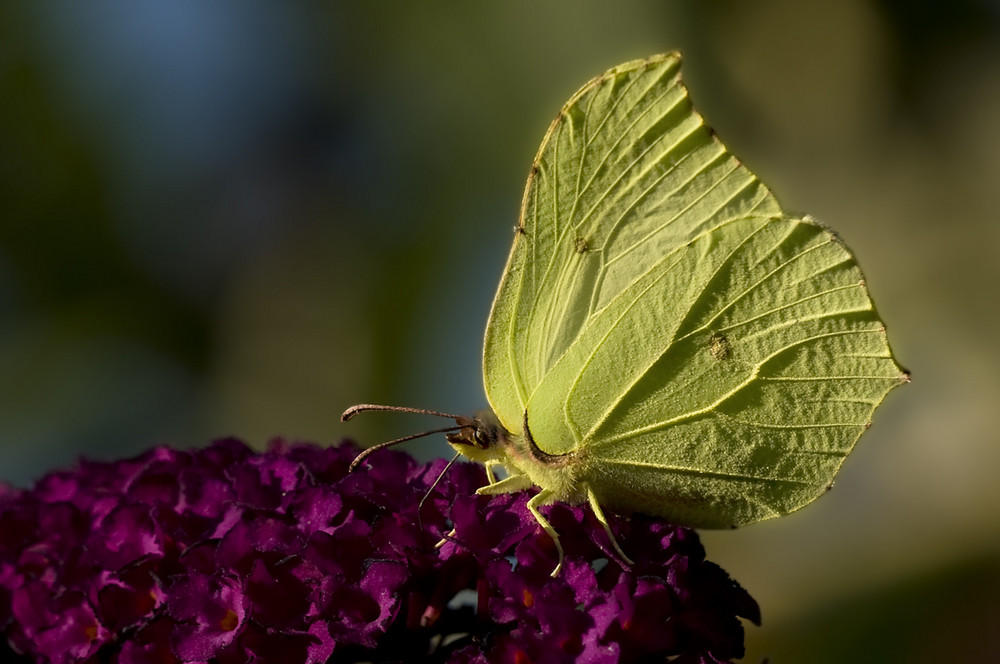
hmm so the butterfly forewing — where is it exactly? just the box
[483,53,781,436]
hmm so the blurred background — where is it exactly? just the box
[2,1,998,660]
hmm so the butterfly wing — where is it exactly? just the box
[483,53,905,527]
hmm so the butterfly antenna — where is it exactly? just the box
[347,426,462,472]
[342,404,466,422]
[343,404,472,473]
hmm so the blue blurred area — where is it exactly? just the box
[3,2,1000,661]
[2,2,342,480]
[24,2,322,295]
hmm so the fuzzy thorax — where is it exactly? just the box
[446,409,587,505]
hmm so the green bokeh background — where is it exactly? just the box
[2,2,998,661]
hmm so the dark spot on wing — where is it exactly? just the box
[709,333,731,361]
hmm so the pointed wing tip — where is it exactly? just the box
[608,52,682,77]
[575,54,684,102]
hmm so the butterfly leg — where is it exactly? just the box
[525,489,565,577]
[476,478,565,576]
[586,485,634,566]
[475,473,533,495]
[437,473,533,549]
[484,460,503,485]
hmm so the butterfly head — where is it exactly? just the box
[446,410,509,465]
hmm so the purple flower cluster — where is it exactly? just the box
[0,439,759,663]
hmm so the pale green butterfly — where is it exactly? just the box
[345,53,908,575]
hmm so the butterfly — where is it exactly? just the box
[345,53,907,575]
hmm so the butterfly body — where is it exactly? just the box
[447,411,709,527]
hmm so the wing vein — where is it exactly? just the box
[593,328,889,444]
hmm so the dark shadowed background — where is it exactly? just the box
[3,2,999,661]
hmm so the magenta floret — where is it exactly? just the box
[0,440,758,662]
